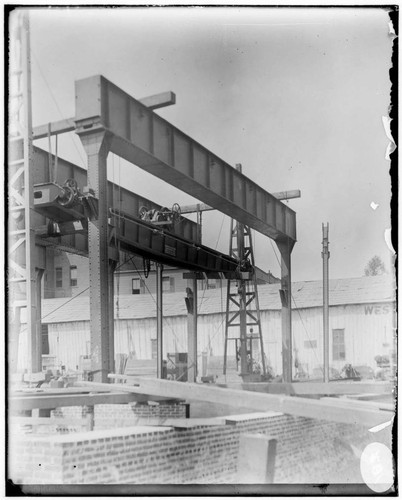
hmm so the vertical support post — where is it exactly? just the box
[322,223,330,383]
[108,260,117,375]
[277,240,293,383]
[196,207,202,244]
[186,281,198,383]
[33,269,45,372]
[238,279,248,376]
[156,263,164,378]
[77,130,112,383]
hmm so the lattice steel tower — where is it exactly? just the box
[8,10,43,373]
[223,165,267,379]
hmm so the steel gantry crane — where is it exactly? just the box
[9,12,297,384]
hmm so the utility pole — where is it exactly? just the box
[156,263,164,378]
[322,223,330,383]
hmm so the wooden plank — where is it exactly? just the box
[242,381,393,396]
[347,393,394,401]
[10,391,145,411]
[11,387,102,396]
[10,416,91,426]
[319,397,394,413]
[139,417,226,428]
[10,389,184,412]
[76,379,392,428]
[138,91,176,110]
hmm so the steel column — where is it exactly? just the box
[77,130,112,383]
[32,269,44,371]
[186,282,198,383]
[277,241,294,383]
[156,263,164,378]
[108,260,117,375]
[322,223,330,383]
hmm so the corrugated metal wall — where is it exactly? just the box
[28,301,394,377]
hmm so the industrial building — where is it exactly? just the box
[42,250,279,299]
[19,274,395,381]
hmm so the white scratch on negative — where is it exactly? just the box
[382,116,396,160]
[223,23,331,27]
[370,202,379,210]
[369,418,393,434]
[384,228,395,254]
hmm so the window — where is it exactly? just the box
[304,340,317,349]
[162,276,175,293]
[207,279,217,290]
[151,339,157,359]
[55,267,63,288]
[41,324,49,355]
[70,266,78,287]
[132,278,144,295]
[332,329,345,361]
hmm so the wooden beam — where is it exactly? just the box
[10,416,91,426]
[77,379,392,428]
[272,190,301,201]
[9,390,180,411]
[241,381,393,396]
[319,397,394,413]
[138,91,176,110]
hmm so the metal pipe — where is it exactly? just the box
[156,263,164,378]
[186,281,197,383]
[322,223,330,383]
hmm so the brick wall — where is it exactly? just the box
[94,401,188,429]
[8,411,392,485]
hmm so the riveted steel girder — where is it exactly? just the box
[32,147,199,253]
[75,75,296,245]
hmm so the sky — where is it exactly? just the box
[25,6,394,282]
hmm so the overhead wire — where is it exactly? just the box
[31,49,86,167]
[17,253,136,334]
[129,258,190,364]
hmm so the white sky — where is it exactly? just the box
[26,6,394,282]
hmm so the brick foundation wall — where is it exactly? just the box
[8,411,392,485]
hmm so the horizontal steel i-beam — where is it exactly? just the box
[75,75,296,244]
[33,92,176,140]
